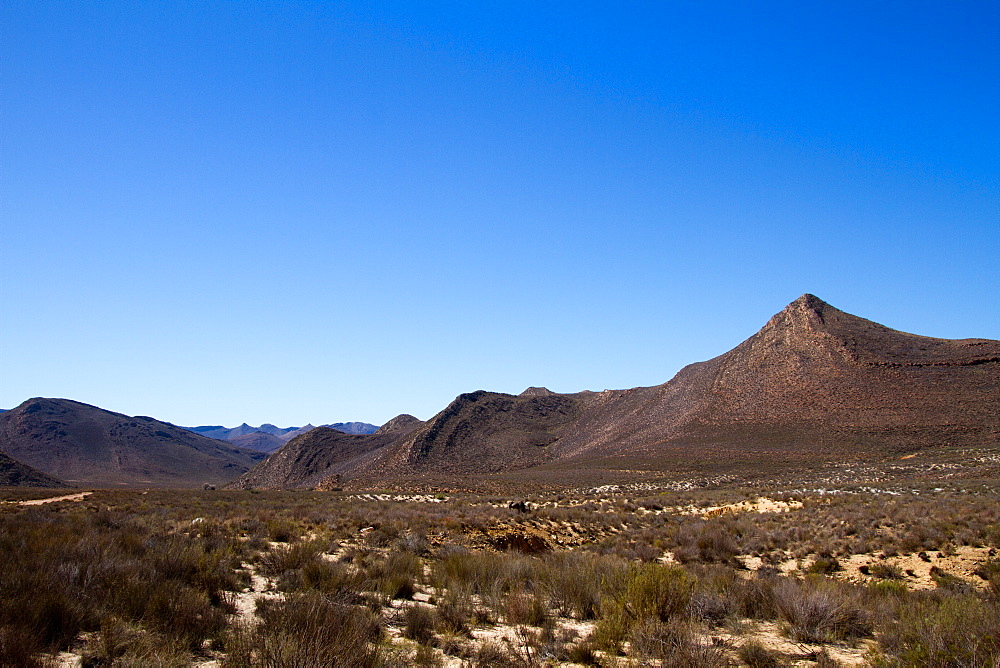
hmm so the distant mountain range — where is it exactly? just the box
[3,294,997,490]
[232,294,1000,490]
[180,421,379,453]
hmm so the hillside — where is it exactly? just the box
[233,294,999,490]
[0,398,267,487]
[543,294,1000,466]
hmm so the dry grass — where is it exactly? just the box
[2,472,999,666]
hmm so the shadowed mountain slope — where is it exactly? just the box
[0,399,267,487]
[376,391,589,475]
[0,450,69,488]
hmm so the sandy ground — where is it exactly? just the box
[687,497,804,517]
[716,620,873,666]
[18,492,92,506]
[839,545,994,590]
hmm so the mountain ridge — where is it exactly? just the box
[232,294,1000,490]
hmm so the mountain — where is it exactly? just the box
[540,293,1000,464]
[0,398,268,487]
[185,423,302,442]
[229,415,423,489]
[326,422,379,435]
[182,421,376,444]
[0,450,69,488]
[232,295,999,489]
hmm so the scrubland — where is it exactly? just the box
[2,463,1000,667]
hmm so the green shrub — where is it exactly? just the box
[808,555,841,575]
[542,551,624,620]
[593,564,693,652]
[930,566,975,594]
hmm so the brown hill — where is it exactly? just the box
[545,294,1000,465]
[0,450,69,488]
[382,391,586,475]
[232,295,999,489]
[228,415,423,490]
[0,398,267,487]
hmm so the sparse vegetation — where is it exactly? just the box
[3,465,1000,666]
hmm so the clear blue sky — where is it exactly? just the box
[2,2,997,427]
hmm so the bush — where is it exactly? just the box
[367,551,421,601]
[435,586,475,635]
[257,540,324,578]
[403,604,436,645]
[674,522,740,566]
[542,551,623,620]
[623,564,694,622]
[874,595,1000,666]
[593,564,693,652]
[739,570,780,620]
[738,639,784,668]
[868,562,904,580]
[627,618,730,666]
[0,626,44,668]
[808,555,841,575]
[930,566,974,594]
[224,592,382,667]
[472,641,517,667]
[503,589,548,626]
[774,577,871,643]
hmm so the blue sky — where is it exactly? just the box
[2,2,997,427]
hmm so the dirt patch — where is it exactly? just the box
[683,496,804,517]
[840,545,995,590]
[716,620,873,666]
[18,492,92,506]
